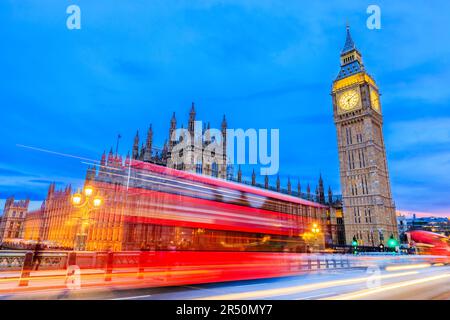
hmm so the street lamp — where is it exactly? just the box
[93,197,102,207]
[72,193,82,205]
[311,223,320,235]
[84,186,93,197]
[311,223,320,251]
[71,186,103,251]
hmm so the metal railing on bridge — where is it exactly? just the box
[0,250,447,288]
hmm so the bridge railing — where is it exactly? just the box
[0,250,447,288]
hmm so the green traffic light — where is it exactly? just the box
[352,236,358,247]
[387,235,398,248]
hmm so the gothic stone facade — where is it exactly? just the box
[131,102,228,179]
[0,197,29,242]
[331,26,398,246]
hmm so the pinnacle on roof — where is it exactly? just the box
[341,24,356,54]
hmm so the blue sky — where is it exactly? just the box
[0,0,449,216]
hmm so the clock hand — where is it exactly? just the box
[348,93,355,103]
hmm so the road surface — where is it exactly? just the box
[0,263,448,300]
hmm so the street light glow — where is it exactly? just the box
[72,193,82,205]
[311,223,320,234]
[84,186,93,197]
[93,197,102,207]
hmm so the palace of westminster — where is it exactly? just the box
[0,26,398,250]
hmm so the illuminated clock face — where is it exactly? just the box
[370,87,380,112]
[338,89,360,112]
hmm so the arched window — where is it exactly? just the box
[212,162,218,177]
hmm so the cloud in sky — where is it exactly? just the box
[0,1,449,215]
[387,118,450,152]
[397,210,449,219]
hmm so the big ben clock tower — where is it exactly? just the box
[332,26,398,247]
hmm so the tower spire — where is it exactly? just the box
[168,112,177,154]
[171,111,177,124]
[189,102,196,133]
[342,24,356,54]
[115,133,122,156]
[132,130,139,159]
[221,114,227,129]
[337,24,364,80]
[108,147,114,167]
[144,124,153,162]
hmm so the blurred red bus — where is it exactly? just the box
[407,230,450,256]
[65,160,334,285]
[89,160,332,253]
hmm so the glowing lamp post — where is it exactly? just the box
[71,185,102,251]
[312,223,320,235]
[311,223,320,251]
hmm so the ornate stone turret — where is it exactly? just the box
[276,175,280,192]
[85,165,96,182]
[139,143,145,160]
[4,197,29,211]
[251,169,256,186]
[221,114,227,130]
[221,115,227,164]
[237,166,242,183]
[317,174,325,204]
[337,24,365,80]
[188,102,196,134]
[169,112,177,153]
[328,186,333,204]
[47,182,56,198]
[99,151,106,176]
[144,124,153,162]
[287,177,291,195]
[162,140,168,160]
[127,106,229,180]
[125,151,131,167]
[0,196,30,241]
[132,131,139,160]
[204,122,211,143]
[264,175,269,189]
[107,148,114,167]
